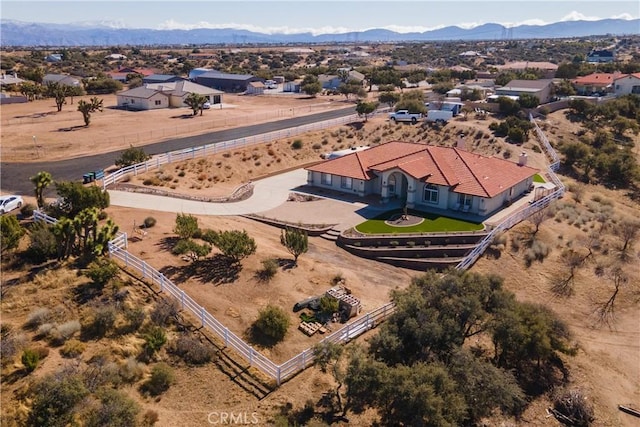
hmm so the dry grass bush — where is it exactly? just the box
[171,334,216,365]
[119,356,146,384]
[60,339,86,358]
[49,320,81,345]
[24,307,51,329]
[149,300,179,326]
[1,328,28,366]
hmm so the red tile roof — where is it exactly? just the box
[572,72,623,86]
[306,141,538,198]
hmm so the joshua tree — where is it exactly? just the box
[77,97,103,126]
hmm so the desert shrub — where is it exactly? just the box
[25,307,51,329]
[36,323,55,339]
[84,388,140,427]
[85,258,119,286]
[27,372,88,427]
[83,307,117,339]
[1,328,27,366]
[60,339,86,358]
[150,300,179,326]
[254,305,290,343]
[50,320,81,345]
[257,258,279,282]
[142,363,174,396]
[142,216,156,228]
[524,240,550,266]
[25,220,57,262]
[291,139,303,150]
[143,326,167,357]
[553,388,594,426]
[20,203,35,218]
[312,143,322,150]
[119,357,146,384]
[171,238,210,258]
[123,307,146,332]
[142,409,160,426]
[142,177,162,186]
[319,296,339,315]
[22,347,49,372]
[172,335,215,365]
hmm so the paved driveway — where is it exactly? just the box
[108,168,309,215]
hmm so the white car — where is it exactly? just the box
[202,102,211,109]
[0,195,24,215]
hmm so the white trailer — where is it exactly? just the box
[425,110,454,123]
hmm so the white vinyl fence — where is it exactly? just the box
[455,113,565,270]
[102,112,371,189]
[33,208,395,385]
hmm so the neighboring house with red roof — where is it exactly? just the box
[305,141,538,216]
[572,72,622,96]
[613,73,640,96]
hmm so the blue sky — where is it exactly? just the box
[2,1,638,34]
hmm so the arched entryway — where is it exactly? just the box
[387,172,409,201]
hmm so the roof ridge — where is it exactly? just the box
[425,146,455,186]
[368,142,427,169]
[453,148,490,197]
[354,151,368,180]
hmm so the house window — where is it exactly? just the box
[423,184,438,204]
[388,175,396,194]
[130,99,135,104]
[632,86,640,94]
[154,100,162,105]
[341,176,352,189]
[321,173,332,185]
[458,193,472,207]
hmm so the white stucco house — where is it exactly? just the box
[613,73,640,96]
[116,86,170,110]
[494,79,554,104]
[116,81,223,110]
[306,141,538,216]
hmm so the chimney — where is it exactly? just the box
[456,133,465,151]
[518,152,528,166]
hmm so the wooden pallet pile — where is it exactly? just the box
[298,321,325,336]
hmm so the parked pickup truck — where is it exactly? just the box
[425,109,454,123]
[388,110,423,124]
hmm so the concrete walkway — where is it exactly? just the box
[108,168,309,215]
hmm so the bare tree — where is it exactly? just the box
[551,248,588,296]
[617,219,639,261]
[595,266,628,327]
[528,207,550,236]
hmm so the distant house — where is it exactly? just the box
[305,141,537,215]
[0,72,24,86]
[283,79,302,93]
[494,79,554,104]
[572,72,622,96]
[496,62,558,79]
[319,70,365,90]
[613,73,640,96]
[105,53,127,60]
[45,54,63,63]
[43,74,81,87]
[142,74,185,85]
[194,71,261,92]
[246,81,265,95]
[108,68,156,82]
[587,49,615,63]
[116,87,170,110]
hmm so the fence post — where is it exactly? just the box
[224,328,229,347]
[124,251,129,267]
[301,352,306,369]
[249,348,254,366]
[200,306,205,327]
[277,366,281,386]
[159,274,164,292]
[141,262,146,278]
[345,324,350,341]
[180,290,185,309]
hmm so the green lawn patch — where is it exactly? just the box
[533,174,546,183]
[355,209,484,234]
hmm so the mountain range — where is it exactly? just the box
[1,18,638,47]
